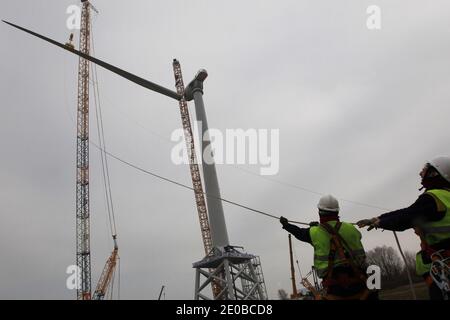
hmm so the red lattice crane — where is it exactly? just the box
[93,236,119,300]
[75,0,92,300]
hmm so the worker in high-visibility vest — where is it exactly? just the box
[357,156,450,300]
[280,195,377,300]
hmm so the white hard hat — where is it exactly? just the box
[428,156,450,183]
[317,195,340,213]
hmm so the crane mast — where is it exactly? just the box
[76,0,92,300]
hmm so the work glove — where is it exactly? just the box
[279,216,289,227]
[356,217,380,231]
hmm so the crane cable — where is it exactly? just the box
[235,166,389,212]
[90,18,120,300]
[90,142,417,299]
[90,141,308,226]
[91,24,117,238]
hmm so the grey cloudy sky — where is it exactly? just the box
[1,0,449,299]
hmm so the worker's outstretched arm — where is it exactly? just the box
[357,194,444,231]
[280,216,312,243]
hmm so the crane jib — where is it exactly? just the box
[2,20,182,101]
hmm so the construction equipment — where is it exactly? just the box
[75,0,93,300]
[430,250,450,300]
[311,266,320,291]
[172,59,220,297]
[74,0,120,300]
[288,234,299,299]
[4,2,121,300]
[172,60,213,259]
[92,236,119,300]
[301,271,322,300]
[158,286,165,300]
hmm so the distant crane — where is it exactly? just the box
[301,277,321,300]
[93,236,119,300]
[288,234,299,299]
[70,0,118,300]
[301,269,322,300]
[75,0,93,300]
[158,285,165,300]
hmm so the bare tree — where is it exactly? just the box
[403,251,422,283]
[278,289,289,300]
[366,246,404,287]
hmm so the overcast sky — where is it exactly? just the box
[1,0,449,300]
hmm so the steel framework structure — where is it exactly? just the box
[76,0,92,300]
[193,247,267,300]
[172,59,213,256]
[173,59,224,298]
[93,236,119,300]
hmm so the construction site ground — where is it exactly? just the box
[380,282,429,300]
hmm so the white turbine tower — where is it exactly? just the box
[185,70,267,300]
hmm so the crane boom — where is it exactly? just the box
[301,278,322,300]
[76,0,92,300]
[93,237,119,300]
[301,271,322,300]
[172,59,213,256]
[172,60,222,298]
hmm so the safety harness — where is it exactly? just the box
[416,228,450,299]
[319,222,370,300]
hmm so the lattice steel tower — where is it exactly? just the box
[172,60,213,256]
[76,0,92,300]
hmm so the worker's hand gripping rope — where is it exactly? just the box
[280,216,319,228]
[279,216,289,228]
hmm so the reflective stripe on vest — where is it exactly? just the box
[415,189,450,276]
[309,221,366,278]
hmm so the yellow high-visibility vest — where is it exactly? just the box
[415,189,450,276]
[309,221,366,278]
